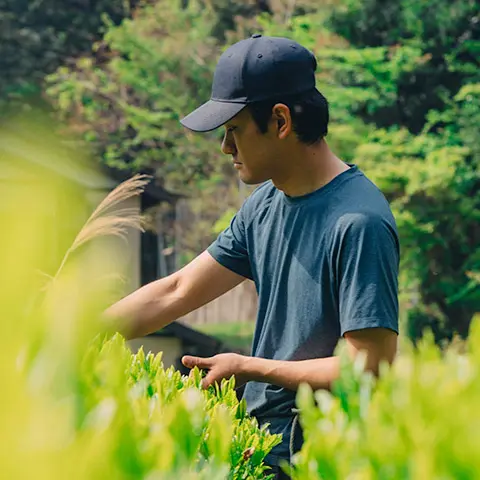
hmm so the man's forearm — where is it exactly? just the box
[238,328,396,391]
[103,274,186,340]
[242,356,341,392]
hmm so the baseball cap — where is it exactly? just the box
[180,34,319,132]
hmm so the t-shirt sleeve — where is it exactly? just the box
[334,212,400,336]
[207,204,253,280]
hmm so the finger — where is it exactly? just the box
[201,371,218,390]
[182,355,213,369]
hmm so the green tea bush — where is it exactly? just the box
[289,323,480,479]
[77,334,281,479]
[8,331,280,479]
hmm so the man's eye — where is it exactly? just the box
[226,127,237,133]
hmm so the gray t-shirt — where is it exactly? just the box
[207,164,399,465]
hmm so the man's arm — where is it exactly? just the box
[104,251,245,339]
[243,327,397,390]
[182,327,397,390]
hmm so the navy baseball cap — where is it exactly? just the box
[180,34,319,132]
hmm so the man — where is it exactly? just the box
[105,35,399,478]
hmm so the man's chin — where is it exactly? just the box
[238,171,269,186]
[239,176,263,186]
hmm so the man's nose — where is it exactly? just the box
[221,132,237,155]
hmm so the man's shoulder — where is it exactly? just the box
[343,167,390,201]
[326,172,398,242]
[333,209,397,234]
[333,168,396,223]
[327,206,399,261]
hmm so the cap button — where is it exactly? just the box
[251,33,262,39]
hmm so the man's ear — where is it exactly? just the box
[272,103,292,139]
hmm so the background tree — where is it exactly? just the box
[0,0,140,109]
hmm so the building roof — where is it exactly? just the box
[0,126,117,189]
[0,122,183,204]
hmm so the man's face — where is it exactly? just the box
[221,107,281,185]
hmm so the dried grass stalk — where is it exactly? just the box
[53,174,152,281]
[87,175,151,222]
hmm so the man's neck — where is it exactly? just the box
[272,140,349,198]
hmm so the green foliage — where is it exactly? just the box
[46,0,228,190]
[76,334,281,478]
[14,330,281,479]
[0,0,138,107]
[326,0,480,132]
[205,0,271,41]
[290,317,480,479]
[354,86,479,342]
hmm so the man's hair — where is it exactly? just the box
[248,90,329,145]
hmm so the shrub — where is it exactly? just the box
[289,318,480,479]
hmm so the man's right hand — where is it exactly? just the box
[103,251,245,339]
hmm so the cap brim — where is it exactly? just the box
[180,100,246,133]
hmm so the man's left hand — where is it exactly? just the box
[181,352,250,389]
